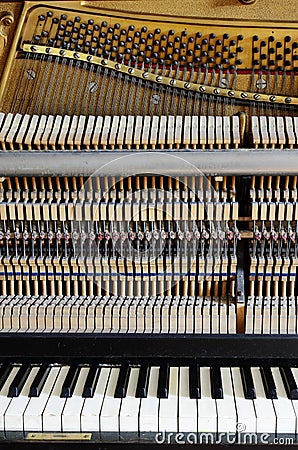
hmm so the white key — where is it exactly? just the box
[83,115,95,148]
[174,115,183,146]
[268,116,277,146]
[158,116,167,147]
[251,367,276,433]
[215,116,223,146]
[294,117,298,144]
[67,115,78,149]
[100,367,121,432]
[74,115,86,147]
[119,367,140,433]
[58,115,71,148]
[251,116,260,147]
[197,367,217,433]
[179,367,197,432]
[159,367,178,432]
[42,366,69,431]
[4,366,40,431]
[277,116,286,147]
[81,367,110,431]
[40,115,54,147]
[134,116,143,147]
[286,116,296,147]
[125,115,134,147]
[231,367,256,433]
[216,368,237,433]
[289,368,298,424]
[0,113,14,147]
[116,115,127,147]
[0,112,5,129]
[33,114,47,148]
[24,115,39,148]
[199,116,207,147]
[207,116,215,146]
[5,113,22,145]
[191,116,199,147]
[259,116,269,146]
[62,367,89,431]
[167,116,175,146]
[109,116,119,147]
[0,366,20,431]
[232,115,240,146]
[223,116,231,147]
[100,116,111,148]
[183,116,191,147]
[271,367,296,434]
[142,116,151,147]
[48,115,62,148]
[139,367,159,434]
[23,366,60,431]
[92,116,103,148]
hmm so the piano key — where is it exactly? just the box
[191,115,199,147]
[0,366,20,431]
[197,367,217,433]
[223,116,231,147]
[216,368,237,433]
[57,115,71,149]
[74,115,86,148]
[179,367,197,432]
[5,113,22,148]
[100,115,111,148]
[109,115,119,148]
[48,115,62,148]
[183,115,191,147]
[199,116,207,147]
[142,116,151,148]
[240,366,256,399]
[23,366,60,431]
[157,363,170,398]
[268,116,277,146]
[136,364,149,398]
[114,363,130,398]
[215,115,223,147]
[60,365,81,398]
[29,364,51,397]
[280,367,298,400]
[4,366,39,431]
[158,115,167,147]
[139,367,159,434]
[116,115,127,148]
[62,366,89,431]
[67,115,78,149]
[210,366,223,399]
[207,115,215,147]
[125,115,134,147]
[159,366,178,432]
[100,367,121,433]
[167,115,175,147]
[83,115,95,149]
[276,116,286,147]
[8,364,32,397]
[251,367,276,433]
[42,366,69,431]
[0,113,14,148]
[259,116,269,147]
[82,365,101,398]
[119,367,140,433]
[189,362,201,399]
[271,367,296,434]
[174,115,182,146]
[232,115,240,147]
[24,114,39,148]
[0,364,13,391]
[251,116,260,147]
[40,115,54,147]
[81,366,110,432]
[231,367,256,433]
[260,366,277,399]
[150,115,159,148]
[134,116,142,147]
[285,116,295,147]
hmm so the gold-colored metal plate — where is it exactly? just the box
[26,432,92,441]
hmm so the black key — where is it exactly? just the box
[8,365,31,397]
[60,365,81,398]
[280,367,298,400]
[29,365,51,397]
[82,365,101,398]
[114,364,130,398]
[260,367,277,399]
[136,364,149,398]
[210,367,223,399]
[0,364,12,391]
[189,363,201,399]
[240,367,256,399]
[157,363,170,399]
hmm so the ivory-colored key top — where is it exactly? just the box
[108,115,119,148]
[134,116,143,148]
[251,116,260,148]
[268,116,277,147]
[58,115,71,149]
[223,116,231,148]
[215,115,223,148]
[67,115,78,149]
[276,116,286,148]
[174,115,183,147]
[285,116,295,148]
[207,116,215,147]
[101,116,112,148]
[259,116,269,147]
[83,115,95,149]
[141,116,151,148]
[49,115,62,149]
[232,115,240,148]
[92,116,103,149]
[74,115,86,148]
[150,115,159,148]
[24,115,39,149]
[183,115,191,147]
[167,115,175,148]
[158,115,167,147]
[125,115,134,148]
[15,114,31,149]
[191,115,199,147]
[5,114,23,150]
[199,116,207,148]
[0,113,14,149]
[40,115,54,147]
[116,115,127,148]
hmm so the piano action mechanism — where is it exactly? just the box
[0,0,297,446]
